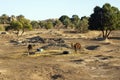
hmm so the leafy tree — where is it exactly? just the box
[89,3,120,39]
[10,15,16,22]
[6,15,32,39]
[63,18,71,28]
[21,19,32,36]
[9,21,23,37]
[59,15,71,28]
[39,21,46,28]
[71,15,80,29]
[59,15,69,22]
[53,19,63,29]
[0,14,10,24]
[78,16,89,33]
[31,21,39,29]
[45,21,53,29]
[71,15,80,24]
[16,15,32,36]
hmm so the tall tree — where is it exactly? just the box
[89,3,120,39]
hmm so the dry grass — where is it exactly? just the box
[0,29,120,80]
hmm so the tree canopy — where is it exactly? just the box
[89,3,120,39]
[0,3,119,36]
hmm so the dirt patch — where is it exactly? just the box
[0,30,120,80]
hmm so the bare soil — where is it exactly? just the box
[0,29,120,80]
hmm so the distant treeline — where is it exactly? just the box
[0,3,120,39]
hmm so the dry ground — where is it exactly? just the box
[0,29,120,80]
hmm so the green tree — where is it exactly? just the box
[89,3,120,39]
[31,21,39,29]
[0,14,10,24]
[10,15,16,22]
[53,19,63,29]
[39,21,46,28]
[63,18,71,28]
[116,11,120,29]
[59,15,71,28]
[6,15,32,39]
[21,19,32,36]
[71,15,80,24]
[78,16,89,33]
[16,15,32,36]
[45,21,53,29]
[9,21,23,37]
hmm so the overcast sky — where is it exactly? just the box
[0,0,120,20]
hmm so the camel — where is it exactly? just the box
[71,42,81,53]
[27,44,33,55]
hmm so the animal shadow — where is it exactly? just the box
[86,45,100,50]
[95,55,113,60]
[51,74,64,80]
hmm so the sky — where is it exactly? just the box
[0,0,120,20]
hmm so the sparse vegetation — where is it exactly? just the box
[89,3,120,39]
[0,3,120,80]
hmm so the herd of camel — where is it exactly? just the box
[27,42,81,55]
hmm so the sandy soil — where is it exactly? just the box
[0,29,120,80]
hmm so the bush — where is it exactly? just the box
[0,25,5,31]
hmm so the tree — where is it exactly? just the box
[78,16,89,33]
[0,14,10,24]
[89,3,120,39]
[71,15,80,24]
[63,18,71,28]
[116,11,120,29]
[10,15,16,22]
[9,21,23,37]
[6,15,32,39]
[71,15,80,29]
[53,19,63,29]
[21,19,32,36]
[59,15,71,28]
[39,21,46,28]
[45,21,53,29]
[31,21,39,29]
[16,15,32,36]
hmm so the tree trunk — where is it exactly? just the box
[102,30,105,38]
[107,30,112,38]
[16,30,20,41]
[102,30,112,40]
[102,29,112,40]
[20,29,24,37]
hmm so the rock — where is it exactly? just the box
[37,48,44,52]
